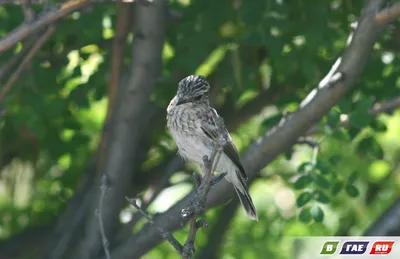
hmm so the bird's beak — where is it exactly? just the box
[176,98,188,106]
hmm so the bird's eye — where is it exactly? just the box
[193,95,202,101]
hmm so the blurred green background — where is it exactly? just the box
[0,0,400,258]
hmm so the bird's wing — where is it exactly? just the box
[201,108,248,180]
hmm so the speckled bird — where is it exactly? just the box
[166,75,258,220]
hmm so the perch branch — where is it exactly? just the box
[181,117,227,259]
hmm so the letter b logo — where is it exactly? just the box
[321,242,339,255]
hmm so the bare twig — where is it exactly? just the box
[376,1,400,23]
[0,25,56,103]
[97,174,111,259]
[125,197,184,253]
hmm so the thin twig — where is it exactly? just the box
[0,25,56,103]
[115,157,180,243]
[125,196,184,253]
[97,174,111,259]
[376,2,400,23]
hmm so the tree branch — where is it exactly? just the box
[180,117,227,259]
[109,0,391,257]
[0,0,94,54]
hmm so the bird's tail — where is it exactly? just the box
[233,172,258,221]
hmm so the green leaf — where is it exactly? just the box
[331,181,344,196]
[345,184,360,197]
[326,109,341,127]
[313,174,330,189]
[338,98,353,114]
[329,155,341,164]
[370,119,387,132]
[293,174,313,189]
[348,97,375,128]
[313,190,330,204]
[356,136,384,159]
[348,171,358,184]
[299,206,312,223]
[298,162,315,173]
[296,191,312,207]
[262,114,283,129]
[349,112,372,129]
[315,159,331,175]
[311,205,324,223]
[331,128,351,142]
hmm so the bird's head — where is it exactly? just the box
[175,75,210,106]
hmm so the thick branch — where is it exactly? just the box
[109,1,390,257]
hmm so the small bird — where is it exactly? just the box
[166,75,258,220]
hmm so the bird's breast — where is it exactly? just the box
[167,106,211,164]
